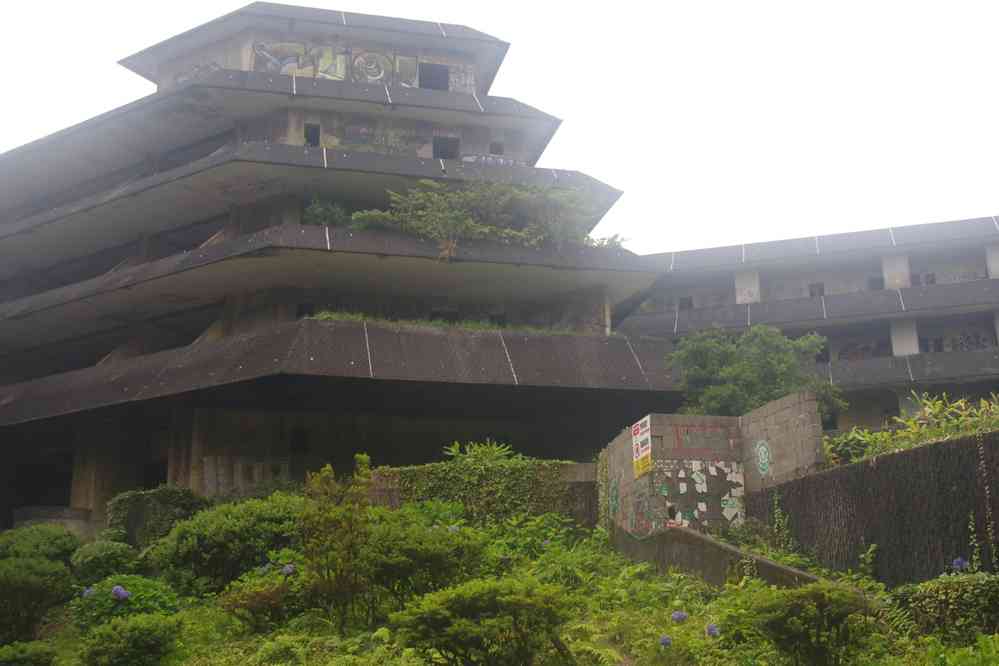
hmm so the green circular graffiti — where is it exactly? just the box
[755,440,771,475]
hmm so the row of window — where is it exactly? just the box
[302,122,505,160]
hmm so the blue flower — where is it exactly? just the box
[81,586,94,598]
[281,564,296,576]
[705,623,720,638]
[542,539,551,547]
[111,585,130,601]
[659,635,672,648]
[953,557,970,572]
[671,610,688,623]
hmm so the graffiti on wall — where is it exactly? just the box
[251,41,475,92]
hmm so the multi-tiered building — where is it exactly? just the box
[0,3,677,531]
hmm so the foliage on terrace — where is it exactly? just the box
[669,325,846,420]
[302,180,624,259]
[309,310,593,337]
[824,392,999,466]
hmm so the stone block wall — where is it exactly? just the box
[740,392,824,493]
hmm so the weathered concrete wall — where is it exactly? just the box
[760,262,881,301]
[910,250,988,286]
[610,524,818,588]
[915,314,997,353]
[601,393,821,536]
[160,30,478,93]
[740,392,824,493]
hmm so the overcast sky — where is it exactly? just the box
[4,1,999,253]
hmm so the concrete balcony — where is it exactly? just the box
[825,347,999,389]
[620,278,999,338]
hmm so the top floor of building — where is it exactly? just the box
[122,2,509,94]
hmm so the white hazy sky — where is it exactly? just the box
[4,0,999,254]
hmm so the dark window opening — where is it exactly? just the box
[808,282,825,298]
[297,303,316,319]
[418,62,450,91]
[304,124,321,147]
[489,142,505,155]
[290,427,310,455]
[677,296,694,311]
[882,405,901,424]
[433,137,460,160]
[867,276,885,291]
[919,337,944,353]
[923,272,936,285]
[430,308,460,323]
[142,459,168,490]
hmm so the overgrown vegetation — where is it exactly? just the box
[669,325,845,419]
[309,309,584,337]
[825,392,999,465]
[4,445,999,664]
[303,180,622,259]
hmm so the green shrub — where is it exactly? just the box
[0,524,80,565]
[68,574,179,632]
[390,575,572,665]
[80,613,180,666]
[70,541,137,585]
[105,485,210,549]
[145,491,305,593]
[0,558,73,644]
[253,634,302,664]
[751,580,874,666]
[0,641,55,666]
[896,572,999,645]
[219,550,306,632]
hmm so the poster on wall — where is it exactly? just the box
[632,415,652,478]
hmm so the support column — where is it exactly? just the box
[988,244,999,279]
[734,269,761,304]
[882,254,911,290]
[890,319,920,357]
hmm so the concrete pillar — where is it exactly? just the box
[890,319,920,357]
[734,270,761,304]
[987,244,999,279]
[882,254,911,290]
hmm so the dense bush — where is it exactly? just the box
[0,641,55,666]
[145,491,305,593]
[219,549,307,632]
[895,572,999,644]
[0,558,73,645]
[751,580,875,665]
[376,441,575,523]
[825,392,999,465]
[0,524,80,565]
[80,613,180,666]
[390,575,572,665]
[70,541,138,585]
[105,485,210,549]
[69,574,179,632]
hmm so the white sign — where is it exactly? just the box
[631,415,652,477]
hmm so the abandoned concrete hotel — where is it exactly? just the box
[1,2,998,531]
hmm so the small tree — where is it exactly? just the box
[670,325,844,418]
[300,455,373,632]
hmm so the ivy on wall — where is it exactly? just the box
[372,442,576,523]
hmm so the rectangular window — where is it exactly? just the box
[867,276,885,291]
[677,296,694,311]
[433,136,460,160]
[489,141,505,155]
[808,282,825,298]
[418,63,450,91]
[304,123,321,148]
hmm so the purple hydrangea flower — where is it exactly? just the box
[542,539,551,547]
[671,610,689,623]
[81,586,94,598]
[705,623,720,638]
[953,557,970,571]
[659,635,672,648]
[111,585,130,601]
[281,564,296,576]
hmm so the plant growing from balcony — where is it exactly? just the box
[306,180,614,259]
[669,325,845,419]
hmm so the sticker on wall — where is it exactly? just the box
[754,440,772,475]
[253,42,346,80]
[632,415,652,478]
